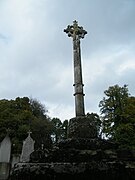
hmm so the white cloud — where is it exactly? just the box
[119,61,135,74]
[0,0,135,120]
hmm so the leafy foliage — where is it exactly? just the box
[99,85,129,137]
[0,97,52,153]
[86,112,101,137]
[99,85,135,149]
[114,97,135,149]
[51,118,68,143]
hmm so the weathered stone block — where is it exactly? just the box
[10,162,135,180]
[68,116,98,138]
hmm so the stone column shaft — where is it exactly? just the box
[64,20,87,117]
[73,37,85,116]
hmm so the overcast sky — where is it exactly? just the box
[0,0,135,120]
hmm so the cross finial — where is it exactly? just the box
[64,20,87,40]
[73,20,78,28]
[27,130,32,136]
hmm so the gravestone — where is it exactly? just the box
[20,132,35,162]
[0,135,11,180]
[0,135,11,163]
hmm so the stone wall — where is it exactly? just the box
[10,161,135,180]
[10,117,135,180]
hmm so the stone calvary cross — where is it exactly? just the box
[64,20,87,117]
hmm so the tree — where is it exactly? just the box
[31,116,52,149]
[114,97,135,149]
[51,118,68,143]
[99,85,129,137]
[99,85,135,149]
[61,120,68,140]
[0,97,52,153]
[86,113,101,137]
[30,98,47,118]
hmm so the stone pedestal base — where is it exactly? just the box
[10,117,135,180]
[68,116,97,138]
[11,160,135,180]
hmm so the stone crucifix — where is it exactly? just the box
[64,20,87,117]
